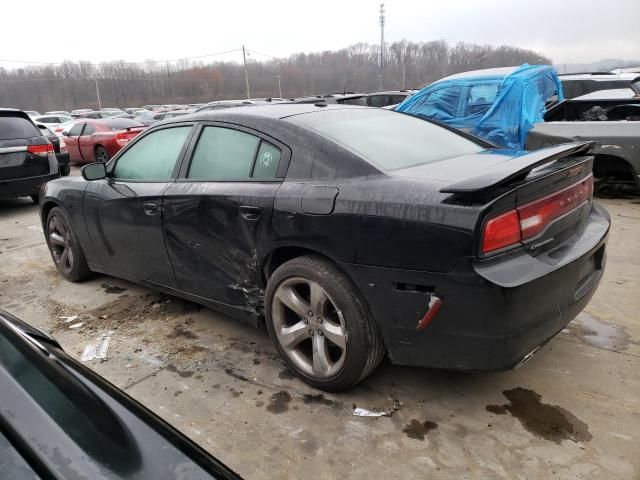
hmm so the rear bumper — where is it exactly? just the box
[340,202,610,371]
[55,152,70,167]
[0,173,59,199]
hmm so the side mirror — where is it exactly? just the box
[62,131,69,136]
[81,162,107,181]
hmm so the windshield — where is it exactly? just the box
[289,108,484,170]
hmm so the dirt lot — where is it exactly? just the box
[1,174,639,479]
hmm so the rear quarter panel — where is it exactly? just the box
[272,177,482,273]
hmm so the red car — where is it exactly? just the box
[63,118,146,163]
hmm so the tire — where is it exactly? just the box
[30,194,39,204]
[46,206,91,282]
[60,165,71,176]
[95,146,109,163]
[265,255,385,392]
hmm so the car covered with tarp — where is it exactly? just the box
[395,64,563,150]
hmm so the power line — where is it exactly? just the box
[0,48,243,67]
[246,49,280,59]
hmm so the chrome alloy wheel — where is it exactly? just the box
[272,277,347,378]
[48,216,74,275]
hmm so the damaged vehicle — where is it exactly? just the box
[0,309,241,479]
[527,80,640,195]
[397,66,640,194]
[40,105,609,391]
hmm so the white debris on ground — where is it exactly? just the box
[81,331,114,361]
[68,322,84,329]
[60,315,79,323]
[352,400,400,417]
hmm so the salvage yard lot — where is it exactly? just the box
[1,173,639,479]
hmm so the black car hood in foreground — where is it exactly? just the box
[0,309,241,480]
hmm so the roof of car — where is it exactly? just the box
[436,67,520,83]
[559,71,639,81]
[166,103,368,123]
[573,88,637,100]
[82,118,145,127]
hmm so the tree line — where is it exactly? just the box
[0,40,551,111]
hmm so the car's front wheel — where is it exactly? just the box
[46,207,91,282]
[265,255,385,392]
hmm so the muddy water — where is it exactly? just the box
[564,312,636,351]
[486,388,592,444]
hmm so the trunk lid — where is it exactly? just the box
[397,142,596,258]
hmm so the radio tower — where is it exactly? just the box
[379,3,385,90]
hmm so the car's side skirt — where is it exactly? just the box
[88,263,263,328]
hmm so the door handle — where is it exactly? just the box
[143,202,158,215]
[240,205,261,221]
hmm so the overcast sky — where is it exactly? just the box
[1,0,637,68]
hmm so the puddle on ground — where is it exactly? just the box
[278,368,295,380]
[486,388,592,444]
[564,312,636,351]
[266,390,291,413]
[403,419,438,440]
[101,283,127,294]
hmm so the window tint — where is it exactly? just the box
[290,109,483,170]
[252,141,281,178]
[188,126,259,180]
[0,116,40,140]
[388,95,407,105]
[368,95,387,107]
[340,97,367,106]
[83,124,97,135]
[113,126,192,180]
[69,124,84,136]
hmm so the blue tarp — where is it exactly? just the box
[395,64,564,150]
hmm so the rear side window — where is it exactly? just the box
[83,124,97,135]
[113,126,192,180]
[188,126,259,180]
[0,116,40,140]
[253,142,281,178]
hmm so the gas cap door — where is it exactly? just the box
[301,186,339,215]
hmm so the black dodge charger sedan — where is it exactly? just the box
[40,104,610,391]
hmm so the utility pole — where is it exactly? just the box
[94,77,102,110]
[242,45,251,99]
[379,3,385,91]
[275,75,282,98]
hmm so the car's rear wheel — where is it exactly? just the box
[265,255,385,392]
[60,165,71,176]
[95,146,109,163]
[46,207,91,281]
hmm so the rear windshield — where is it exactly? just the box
[103,119,144,130]
[0,115,41,140]
[289,108,484,170]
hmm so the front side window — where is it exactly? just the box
[68,123,84,136]
[113,126,192,180]
[188,126,260,180]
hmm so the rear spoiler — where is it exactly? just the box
[440,142,595,194]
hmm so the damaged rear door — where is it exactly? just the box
[162,123,289,313]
